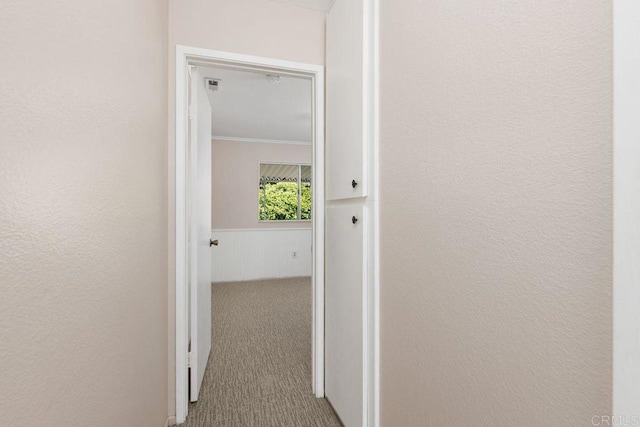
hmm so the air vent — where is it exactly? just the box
[205,78,221,91]
[266,74,281,83]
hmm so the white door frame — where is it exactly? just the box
[613,0,640,417]
[174,45,325,424]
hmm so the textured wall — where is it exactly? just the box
[0,1,169,426]
[167,1,325,414]
[212,140,312,230]
[379,1,613,426]
[170,0,325,66]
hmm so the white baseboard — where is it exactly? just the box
[211,228,312,282]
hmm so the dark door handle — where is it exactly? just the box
[210,239,218,247]
[352,179,358,188]
[352,216,358,224]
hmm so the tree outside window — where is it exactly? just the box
[259,163,312,221]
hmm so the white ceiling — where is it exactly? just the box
[199,66,312,144]
[268,0,334,12]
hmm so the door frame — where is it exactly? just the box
[174,45,326,424]
[613,0,640,417]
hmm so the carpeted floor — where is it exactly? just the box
[183,277,342,427]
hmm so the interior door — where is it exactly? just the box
[189,67,212,402]
[326,0,370,200]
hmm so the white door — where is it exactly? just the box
[189,67,212,402]
[325,0,374,425]
[326,205,366,427]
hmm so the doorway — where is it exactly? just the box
[174,46,325,424]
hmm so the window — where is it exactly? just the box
[259,163,312,221]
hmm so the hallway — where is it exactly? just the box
[184,278,342,427]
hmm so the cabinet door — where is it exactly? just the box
[325,205,366,427]
[326,0,372,200]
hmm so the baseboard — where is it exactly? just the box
[165,416,177,427]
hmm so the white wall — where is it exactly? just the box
[169,0,325,66]
[211,229,312,282]
[0,1,169,425]
[379,1,613,426]
[613,0,640,419]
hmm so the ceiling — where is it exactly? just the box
[199,66,312,144]
[268,0,334,12]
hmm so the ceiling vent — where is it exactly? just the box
[205,78,221,91]
[266,74,281,83]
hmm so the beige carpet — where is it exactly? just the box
[183,277,342,427]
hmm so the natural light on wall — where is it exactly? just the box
[259,163,312,221]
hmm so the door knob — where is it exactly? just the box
[352,179,358,188]
[352,216,358,224]
[210,239,218,247]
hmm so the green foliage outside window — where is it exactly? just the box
[259,181,312,221]
[300,183,311,220]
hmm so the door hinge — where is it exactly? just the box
[188,105,196,120]
[188,351,192,368]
